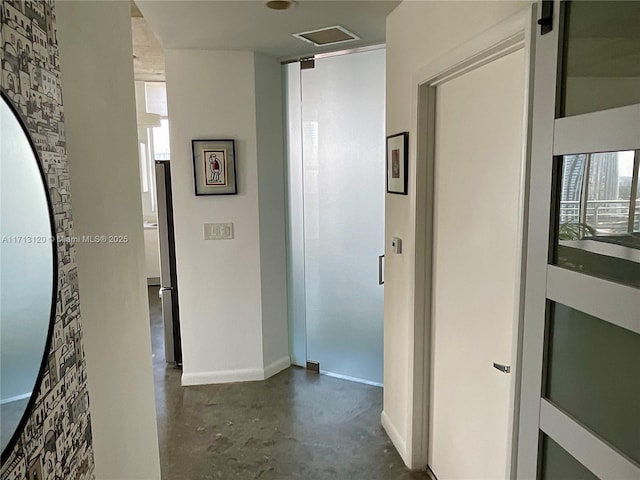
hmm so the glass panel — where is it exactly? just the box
[545,302,640,464]
[540,434,599,480]
[555,151,640,287]
[284,62,307,366]
[585,151,634,234]
[561,1,640,117]
[635,169,640,231]
[301,49,385,384]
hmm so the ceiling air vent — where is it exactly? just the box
[293,25,360,47]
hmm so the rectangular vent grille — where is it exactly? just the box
[293,25,360,47]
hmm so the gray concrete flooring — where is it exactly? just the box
[148,287,429,480]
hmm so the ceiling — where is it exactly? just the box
[135,0,399,60]
[132,15,166,81]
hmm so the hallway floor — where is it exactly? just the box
[148,287,429,480]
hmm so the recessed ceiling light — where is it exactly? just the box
[293,26,360,47]
[265,0,295,10]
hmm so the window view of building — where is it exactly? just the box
[560,151,638,235]
[557,150,639,287]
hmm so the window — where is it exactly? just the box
[152,119,170,161]
[144,82,170,161]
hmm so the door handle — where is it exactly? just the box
[493,362,511,374]
[378,254,384,285]
[159,287,173,299]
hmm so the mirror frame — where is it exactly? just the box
[1,90,59,463]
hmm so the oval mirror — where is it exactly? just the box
[1,93,56,456]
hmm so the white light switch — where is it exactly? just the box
[204,223,234,240]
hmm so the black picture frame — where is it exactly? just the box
[191,139,237,195]
[386,132,409,195]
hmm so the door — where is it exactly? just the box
[429,48,526,479]
[285,48,386,385]
[155,160,182,365]
[517,2,640,479]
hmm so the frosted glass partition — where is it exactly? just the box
[284,61,307,367]
[545,302,640,464]
[561,1,640,117]
[300,49,385,384]
[540,435,599,480]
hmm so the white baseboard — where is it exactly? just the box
[263,355,291,379]
[381,410,408,465]
[320,370,383,387]
[182,368,264,386]
[181,355,291,386]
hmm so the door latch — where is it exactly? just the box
[538,0,553,35]
[493,362,511,374]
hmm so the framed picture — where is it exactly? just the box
[191,139,237,195]
[386,132,408,195]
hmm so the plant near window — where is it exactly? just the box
[558,222,596,240]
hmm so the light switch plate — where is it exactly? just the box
[204,223,234,240]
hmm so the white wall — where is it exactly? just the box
[144,227,161,281]
[164,50,289,385]
[383,0,532,468]
[56,2,161,479]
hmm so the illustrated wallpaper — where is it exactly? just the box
[1,0,95,478]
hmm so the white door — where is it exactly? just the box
[429,48,526,479]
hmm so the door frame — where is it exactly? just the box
[407,6,537,475]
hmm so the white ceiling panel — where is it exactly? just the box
[136,0,399,59]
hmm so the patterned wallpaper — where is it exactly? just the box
[1,0,95,478]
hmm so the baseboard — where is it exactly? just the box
[182,367,264,386]
[147,277,160,286]
[381,410,408,465]
[263,355,290,379]
[181,356,291,386]
[320,370,383,387]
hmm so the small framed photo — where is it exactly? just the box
[386,132,408,195]
[191,139,237,195]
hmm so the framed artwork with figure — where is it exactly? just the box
[386,132,408,195]
[191,139,237,195]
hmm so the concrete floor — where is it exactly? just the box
[148,287,429,480]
